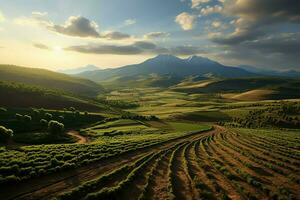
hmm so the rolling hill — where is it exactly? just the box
[0,81,107,111]
[172,77,300,100]
[0,65,104,96]
[77,55,257,83]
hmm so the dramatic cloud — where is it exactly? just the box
[215,33,300,69]
[50,16,100,38]
[65,41,206,56]
[223,0,300,23]
[191,0,210,9]
[101,31,131,40]
[144,32,170,39]
[33,43,50,50]
[175,12,196,30]
[204,0,300,69]
[210,0,300,45]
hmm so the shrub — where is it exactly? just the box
[45,113,53,120]
[48,120,64,135]
[0,126,13,143]
[40,119,48,127]
[58,115,64,121]
[32,109,40,118]
[15,113,23,120]
[23,115,32,122]
[0,107,7,112]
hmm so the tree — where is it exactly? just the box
[48,120,64,135]
[0,126,13,143]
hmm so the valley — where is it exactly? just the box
[0,56,299,200]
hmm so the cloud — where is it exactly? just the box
[123,19,136,26]
[65,41,206,56]
[245,33,300,55]
[200,5,223,16]
[134,41,157,49]
[31,11,48,18]
[175,12,196,30]
[191,0,210,9]
[33,43,50,50]
[210,0,300,45]
[215,32,300,70]
[204,0,300,69]
[0,10,5,22]
[65,42,143,55]
[144,32,170,39]
[170,45,206,55]
[101,31,131,40]
[211,20,221,28]
[50,16,100,38]
[14,13,132,40]
[223,0,300,23]
[14,11,52,27]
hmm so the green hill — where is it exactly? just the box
[0,81,107,111]
[172,77,300,100]
[0,65,104,96]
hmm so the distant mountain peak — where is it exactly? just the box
[151,54,181,61]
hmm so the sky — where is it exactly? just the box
[0,0,299,71]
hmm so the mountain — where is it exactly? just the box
[0,65,104,96]
[77,55,257,83]
[238,65,300,78]
[58,65,100,75]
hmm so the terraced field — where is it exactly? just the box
[1,126,298,200]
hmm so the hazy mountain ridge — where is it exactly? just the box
[238,65,300,77]
[58,65,100,75]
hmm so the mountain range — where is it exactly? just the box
[76,55,258,82]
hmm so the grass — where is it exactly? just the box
[168,122,211,132]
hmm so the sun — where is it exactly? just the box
[53,46,63,52]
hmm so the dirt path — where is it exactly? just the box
[0,127,218,200]
[66,130,88,144]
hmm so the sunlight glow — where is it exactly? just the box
[53,46,63,52]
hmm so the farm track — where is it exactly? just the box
[66,131,88,144]
[2,126,299,200]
